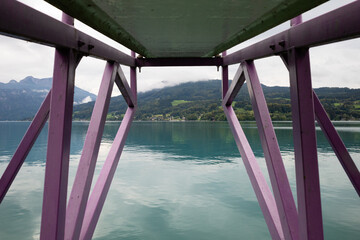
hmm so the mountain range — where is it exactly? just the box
[73,80,360,121]
[0,76,96,120]
[1,77,360,121]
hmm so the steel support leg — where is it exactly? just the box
[288,47,323,240]
[40,14,79,239]
[131,51,137,102]
[222,51,229,98]
[313,93,360,196]
[0,90,51,203]
[244,60,299,240]
[40,46,78,240]
[65,62,118,239]
[223,105,284,240]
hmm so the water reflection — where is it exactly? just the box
[0,121,359,240]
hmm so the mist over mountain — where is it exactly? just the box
[73,80,360,121]
[0,76,96,120]
[1,78,360,121]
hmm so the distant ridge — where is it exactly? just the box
[1,78,360,121]
[0,76,96,120]
[73,80,360,121]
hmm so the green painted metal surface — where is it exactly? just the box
[45,0,327,58]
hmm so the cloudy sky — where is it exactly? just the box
[0,0,359,96]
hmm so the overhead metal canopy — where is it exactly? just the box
[45,0,327,58]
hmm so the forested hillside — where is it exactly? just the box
[73,80,360,121]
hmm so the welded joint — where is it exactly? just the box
[115,66,136,108]
[222,64,245,106]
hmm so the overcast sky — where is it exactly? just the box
[0,0,359,96]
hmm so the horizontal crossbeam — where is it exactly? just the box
[0,0,135,66]
[224,1,360,65]
[136,57,222,67]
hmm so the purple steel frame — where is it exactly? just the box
[0,1,359,240]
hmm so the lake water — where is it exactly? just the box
[0,121,359,239]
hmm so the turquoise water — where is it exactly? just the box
[0,121,359,239]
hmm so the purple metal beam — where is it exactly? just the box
[244,61,299,240]
[288,47,323,240]
[40,47,78,239]
[115,66,136,108]
[290,15,303,27]
[80,107,136,240]
[79,51,137,239]
[136,57,222,67]
[223,105,284,240]
[224,1,360,65]
[39,13,79,237]
[221,51,229,98]
[280,30,360,197]
[130,51,137,104]
[65,62,118,240]
[0,0,135,66]
[222,65,245,106]
[0,90,50,203]
[313,93,360,196]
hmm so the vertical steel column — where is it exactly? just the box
[65,62,118,240]
[222,51,229,98]
[0,90,51,203]
[244,60,298,240]
[131,51,137,103]
[288,47,323,240]
[40,13,78,240]
[313,93,360,195]
[223,105,284,240]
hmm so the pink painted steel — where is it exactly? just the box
[0,0,135,66]
[223,105,284,240]
[222,51,229,98]
[244,61,299,240]
[40,47,78,239]
[222,65,245,106]
[0,90,51,203]
[290,16,303,27]
[79,51,137,239]
[131,51,137,104]
[65,62,118,240]
[40,13,78,240]
[115,66,136,107]
[62,13,74,26]
[223,1,360,65]
[288,48,323,240]
[80,107,136,240]
[136,57,222,67]
[313,92,360,196]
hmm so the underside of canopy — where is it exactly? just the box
[45,0,327,58]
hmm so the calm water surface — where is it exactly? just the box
[0,121,359,239]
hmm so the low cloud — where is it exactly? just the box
[1,0,359,96]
